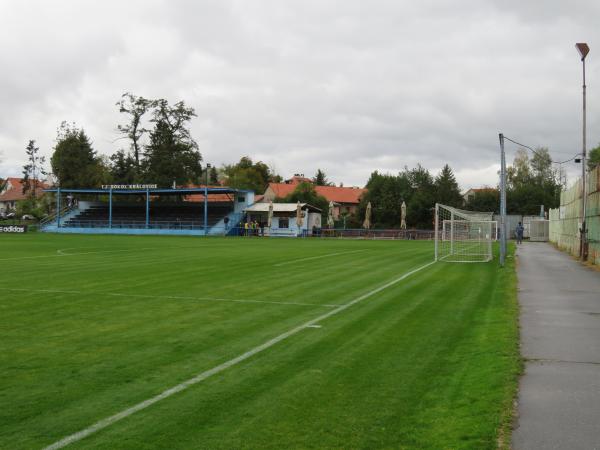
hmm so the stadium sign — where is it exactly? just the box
[0,225,27,233]
[101,184,158,190]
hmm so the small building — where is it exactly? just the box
[0,177,49,213]
[243,202,322,237]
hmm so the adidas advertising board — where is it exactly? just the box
[0,225,27,233]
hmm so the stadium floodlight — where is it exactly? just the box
[434,203,497,263]
[576,43,589,260]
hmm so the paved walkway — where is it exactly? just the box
[513,243,600,450]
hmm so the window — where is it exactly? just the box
[237,196,245,203]
[279,218,289,229]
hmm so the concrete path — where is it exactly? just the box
[513,242,600,450]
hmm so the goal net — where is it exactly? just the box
[434,203,496,262]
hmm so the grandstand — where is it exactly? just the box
[40,186,254,236]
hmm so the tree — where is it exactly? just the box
[313,169,331,186]
[50,122,108,188]
[278,182,329,218]
[506,149,530,189]
[209,166,219,185]
[110,149,137,184]
[505,147,561,214]
[406,165,436,229]
[116,93,154,173]
[465,189,499,213]
[222,156,281,193]
[530,147,554,183]
[434,164,462,207]
[142,120,203,187]
[22,140,47,199]
[358,171,412,229]
[588,144,600,170]
[151,99,197,147]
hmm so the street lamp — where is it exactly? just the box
[576,42,589,260]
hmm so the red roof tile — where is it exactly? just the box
[0,177,49,202]
[267,182,366,204]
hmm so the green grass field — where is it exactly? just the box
[0,233,519,449]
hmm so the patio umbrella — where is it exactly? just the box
[363,201,372,229]
[327,201,335,228]
[401,201,407,229]
[296,201,304,229]
[268,200,273,228]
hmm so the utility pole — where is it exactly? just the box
[499,133,507,267]
[576,43,589,261]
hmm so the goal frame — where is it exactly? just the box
[434,203,497,263]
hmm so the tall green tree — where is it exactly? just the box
[406,165,436,229]
[465,189,499,213]
[588,144,600,170]
[434,164,462,207]
[359,171,412,228]
[313,169,331,186]
[110,149,137,184]
[22,140,47,199]
[50,122,108,188]
[209,166,219,185]
[505,147,561,214]
[116,93,154,173]
[223,156,281,193]
[142,120,203,187]
[151,99,197,147]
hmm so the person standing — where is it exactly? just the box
[516,222,524,245]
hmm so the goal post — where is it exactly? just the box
[434,203,496,263]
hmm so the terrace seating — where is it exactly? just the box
[62,202,232,230]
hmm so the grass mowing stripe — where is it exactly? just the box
[42,260,436,450]
[0,288,340,308]
[273,249,369,266]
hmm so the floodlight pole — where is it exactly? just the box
[499,133,507,267]
[576,43,589,261]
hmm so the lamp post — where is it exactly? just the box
[576,43,589,261]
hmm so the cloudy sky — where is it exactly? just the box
[1,0,599,190]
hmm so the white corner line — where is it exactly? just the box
[42,259,436,450]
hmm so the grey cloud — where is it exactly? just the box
[1,0,599,190]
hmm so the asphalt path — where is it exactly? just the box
[513,242,600,450]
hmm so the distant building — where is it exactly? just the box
[262,174,367,218]
[462,187,497,203]
[244,202,322,237]
[0,177,50,213]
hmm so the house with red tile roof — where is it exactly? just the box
[262,174,367,218]
[0,177,50,213]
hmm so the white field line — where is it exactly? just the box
[0,248,156,262]
[273,249,368,267]
[0,288,339,308]
[42,259,435,450]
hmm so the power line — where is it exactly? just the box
[502,136,581,165]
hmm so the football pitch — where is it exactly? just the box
[0,233,519,449]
